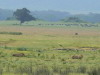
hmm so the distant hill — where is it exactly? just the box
[31,10,71,21]
[0,8,100,23]
[74,13,100,23]
[0,8,13,20]
[0,9,71,21]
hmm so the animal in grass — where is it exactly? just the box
[12,53,25,57]
[75,33,78,35]
[72,55,83,59]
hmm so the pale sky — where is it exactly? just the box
[0,0,100,14]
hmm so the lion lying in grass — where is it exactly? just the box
[72,55,83,59]
[12,53,25,57]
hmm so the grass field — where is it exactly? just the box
[0,20,100,75]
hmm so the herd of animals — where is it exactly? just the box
[38,23,98,27]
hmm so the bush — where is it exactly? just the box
[0,32,22,35]
[17,47,28,51]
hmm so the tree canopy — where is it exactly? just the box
[13,8,36,24]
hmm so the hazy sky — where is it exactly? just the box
[0,0,100,14]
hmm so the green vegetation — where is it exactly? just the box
[1,8,100,23]
[13,8,36,24]
[0,20,100,75]
[0,32,22,35]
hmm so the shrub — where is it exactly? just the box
[0,32,22,35]
[17,47,28,51]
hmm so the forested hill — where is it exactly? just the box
[0,8,13,20]
[0,8,100,23]
[31,10,71,21]
[74,13,100,23]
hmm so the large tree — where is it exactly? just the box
[13,8,36,25]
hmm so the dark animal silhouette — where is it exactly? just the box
[12,53,25,57]
[75,33,78,35]
[72,55,83,59]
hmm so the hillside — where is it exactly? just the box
[0,8,13,20]
[0,8,100,22]
[74,13,100,23]
[31,10,71,21]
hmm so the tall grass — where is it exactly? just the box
[88,68,100,75]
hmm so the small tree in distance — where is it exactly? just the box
[13,8,36,25]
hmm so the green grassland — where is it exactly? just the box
[0,20,100,75]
